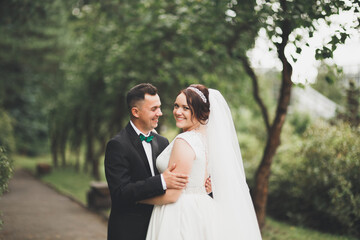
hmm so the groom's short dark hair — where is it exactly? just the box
[127,83,158,113]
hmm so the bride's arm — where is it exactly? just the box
[139,138,194,205]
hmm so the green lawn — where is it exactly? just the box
[12,154,356,240]
[262,218,356,240]
[13,154,52,173]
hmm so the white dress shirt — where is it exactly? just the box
[130,121,167,190]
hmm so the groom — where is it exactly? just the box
[104,83,189,240]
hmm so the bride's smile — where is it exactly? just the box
[173,93,200,132]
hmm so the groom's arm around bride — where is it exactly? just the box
[104,83,188,240]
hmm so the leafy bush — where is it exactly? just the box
[0,109,14,228]
[0,109,14,153]
[0,109,14,195]
[233,107,267,187]
[268,121,360,237]
[288,111,311,135]
[0,146,13,229]
[0,147,13,196]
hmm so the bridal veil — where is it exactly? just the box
[207,89,262,239]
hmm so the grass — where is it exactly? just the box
[262,218,356,240]
[12,154,357,240]
[41,167,94,204]
[13,154,52,173]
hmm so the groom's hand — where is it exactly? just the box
[163,163,189,190]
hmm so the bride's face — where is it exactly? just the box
[173,93,200,131]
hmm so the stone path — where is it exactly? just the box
[0,170,108,240]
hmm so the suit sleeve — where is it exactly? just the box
[104,139,165,206]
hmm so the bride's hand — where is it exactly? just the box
[205,176,212,194]
[163,163,189,190]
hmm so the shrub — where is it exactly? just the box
[0,147,13,196]
[268,121,360,237]
[0,109,14,228]
[0,109,14,153]
[288,111,311,135]
[0,108,14,195]
[0,146,13,228]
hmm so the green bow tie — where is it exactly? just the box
[139,134,154,143]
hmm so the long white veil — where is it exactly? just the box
[207,89,262,239]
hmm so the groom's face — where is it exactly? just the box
[134,93,163,133]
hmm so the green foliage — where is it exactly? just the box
[0,108,14,195]
[0,109,15,152]
[312,62,346,106]
[0,0,68,155]
[343,81,360,127]
[233,107,266,184]
[0,109,14,227]
[268,121,360,237]
[0,147,13,196]
[1,1,359,232]
[45,0,260,178]
[0,147,13,229]
[259,0,359,62]
[288,112,311,135]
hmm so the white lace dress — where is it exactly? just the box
[146,131,219,240]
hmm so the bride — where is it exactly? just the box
[140,84,262,239]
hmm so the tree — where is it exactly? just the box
[49,0,240,179]
[243,0,360,228]
[0,0,69,155]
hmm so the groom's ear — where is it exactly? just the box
[131,107,140,118]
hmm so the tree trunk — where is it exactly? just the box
[253,69,292,228]
[92,156,100,181]
[85,115,95,178]
[59,125,69,168]
[75,152,80,171]
[60,135,67,168]
[49,113,59,168]
[253,14,293,229]
[92,138,106,181]
[74,144,81,172]
[240,56,270,132]
[85,114,101,180]
[50,136,58,168]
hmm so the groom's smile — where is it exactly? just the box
[134,93,162,134]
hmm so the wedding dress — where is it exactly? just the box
[146,130,219,240]
[146,89,262,240]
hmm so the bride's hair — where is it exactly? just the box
[181,84,210,124]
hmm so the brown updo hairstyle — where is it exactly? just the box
[181,84,210,124]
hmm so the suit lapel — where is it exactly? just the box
[150,132,160,175]
[125,123,152,176]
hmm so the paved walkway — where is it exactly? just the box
[0,170,108,240]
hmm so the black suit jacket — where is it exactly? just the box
[104,122,169,240]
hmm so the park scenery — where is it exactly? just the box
[1,0,359,239]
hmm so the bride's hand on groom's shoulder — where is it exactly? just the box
[163,163,189,190]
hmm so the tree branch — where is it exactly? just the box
[239,55,271,133]
[222,21,271,133]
